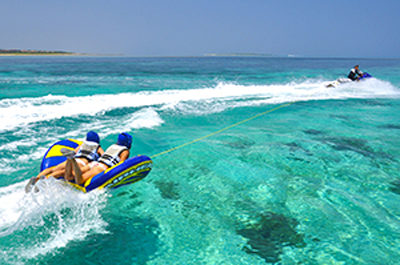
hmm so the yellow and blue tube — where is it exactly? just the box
[40,139,152,193]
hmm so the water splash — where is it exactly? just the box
[0,178,108,263]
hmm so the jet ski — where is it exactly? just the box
[326,72,372,88]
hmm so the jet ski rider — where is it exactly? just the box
[348,65,363,81]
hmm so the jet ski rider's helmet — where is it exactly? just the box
[86,131,100,144]
[117,132,133,149]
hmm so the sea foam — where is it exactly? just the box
[0,179,108,261]
[0,78,398,133]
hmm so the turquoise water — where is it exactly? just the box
[0,57,400,264]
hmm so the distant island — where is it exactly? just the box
[0,49,78,56]
[203,53,301,58]
[204,53,274,57]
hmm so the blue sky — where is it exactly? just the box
[1,0,399,57]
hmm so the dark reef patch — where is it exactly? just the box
[303,129,324,135]
[222,135,255,150]
[330,114,351,121]
[324,137,373,156]
[284,142,302,151]
[287,156,308,162]
[236,212,306,263]
[320,136,392,160]
[389,180,400,195]
[378,124,400,130]
[283,142,312,156]
[225,139,255,150]
[154,181,180,200]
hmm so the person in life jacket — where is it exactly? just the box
[26,131,104,192]
[65,132,132,185]
[348,65,364,81]
[35,131,104,180]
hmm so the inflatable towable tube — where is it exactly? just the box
[40,139,152,193]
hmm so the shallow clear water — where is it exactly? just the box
[0,57,400,264]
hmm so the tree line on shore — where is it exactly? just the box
[0,49,72,54]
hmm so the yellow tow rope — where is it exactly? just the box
[150,102,295,159]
